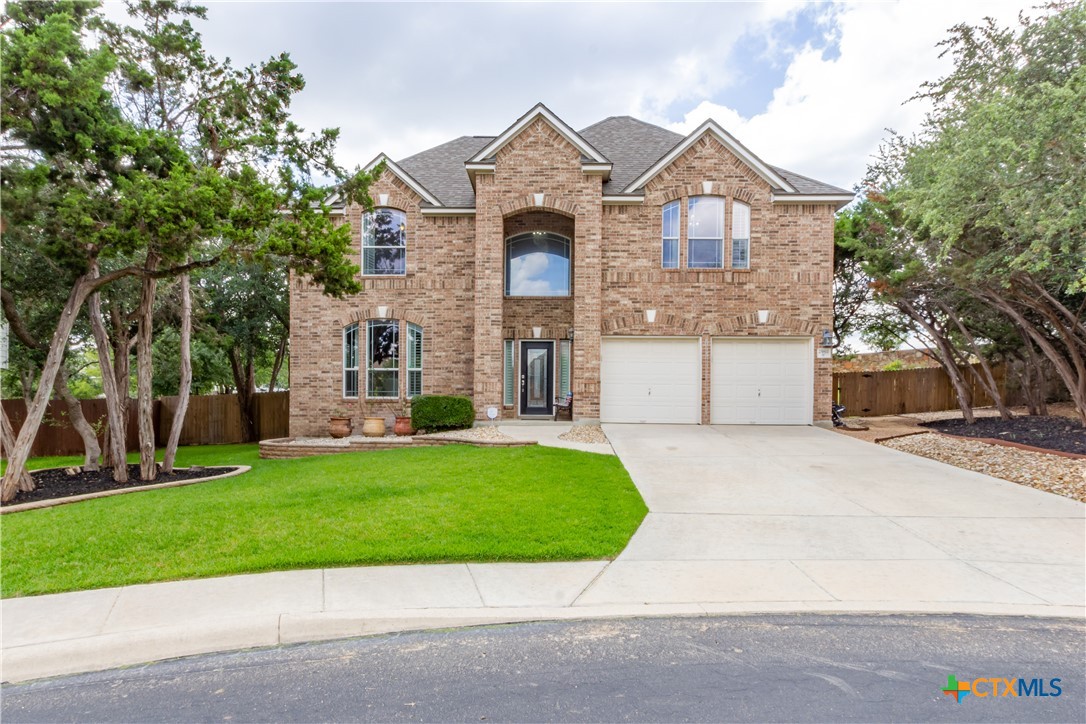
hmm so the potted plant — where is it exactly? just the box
[359,399,386,438]
[393,401,415,436]
[328,410,352,438]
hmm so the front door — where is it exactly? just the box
[520,341,554,416]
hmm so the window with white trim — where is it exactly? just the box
[687,196,724,269]
[407,323,422,398]
[366,319,399,398]
[505,232,571,296]
[362,208,406,275]
[661,201,679,269]
[343,323,359,398]
[503,340,515,406]
[731,200,750,269]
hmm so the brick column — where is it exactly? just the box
[572,182,603,420]
[472,173,504,417]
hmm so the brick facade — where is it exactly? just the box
[288,112,839,436]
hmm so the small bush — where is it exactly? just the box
[411,395,475,432]
[881,359,905,372]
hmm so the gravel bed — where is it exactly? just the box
[559,425,609,444]
[420,426,515,442]
[882,432,1086,503]
[291,436,351,447]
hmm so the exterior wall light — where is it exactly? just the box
[567,327,575,340]
[821,329,835,347]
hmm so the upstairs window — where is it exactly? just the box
[505,232,571,296]
[362,208,406,275]
[687,196,724,269]
[732,201,751,269]
[366,319,399,398]
[661,201,679,269]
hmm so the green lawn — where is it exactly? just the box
[1,444,646,598]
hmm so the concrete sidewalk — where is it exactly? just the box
[2,425,1083,683]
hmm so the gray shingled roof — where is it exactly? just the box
[579,116,684,195]
[392,115,849,207]
[397,135,494,208]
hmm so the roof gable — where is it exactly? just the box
[622,119,797,194]
[468,103,610,165]
[364,153,443,207]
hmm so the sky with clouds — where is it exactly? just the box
[103,0,1029,190]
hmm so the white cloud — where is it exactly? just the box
[668,1,1027,189]
[509,253,553,296]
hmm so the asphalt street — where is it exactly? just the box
[3,614,1083,723]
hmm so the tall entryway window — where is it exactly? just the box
[520,341,554,416]
[505,232,571,297]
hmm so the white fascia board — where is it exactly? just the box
[420,207,476,216]
[601,195,644,205]
[772,193,854,209]
[465,162,495,172]
[363,153,443,207]
[623,120,796,194]
[468,103,609,164]
[582,162,613,177]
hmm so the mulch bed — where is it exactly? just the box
[2,464,240,507]
[921,415,1086,456]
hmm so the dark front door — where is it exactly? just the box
[520,341,554,416]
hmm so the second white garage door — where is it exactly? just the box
[711,338,812,425]
[600,337,700,424]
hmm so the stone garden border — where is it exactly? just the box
[259,435,535,459]
[0,466,251,515]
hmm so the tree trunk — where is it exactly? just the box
[1018,332,1048,416]
[1,403,35,493]
[938,302,1012,420]
[228,348,257,442]
[136,259,159,481]
[54,366,101,471]
[1,275,94,501]
[267,334,287,393]
[161,272,192,473]
[89,283,130,482]
[898,300,976,424]
[985,292,1086,424]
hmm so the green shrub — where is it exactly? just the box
[411,395,475,432]
[881,359,905,372]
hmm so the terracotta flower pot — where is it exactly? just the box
[328,416,352,439]
[394,416,415,436]
[362,416,386,438]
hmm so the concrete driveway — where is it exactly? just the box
[587,424,1085,611]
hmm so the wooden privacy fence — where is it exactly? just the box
[2,391,290,458]
[157,391,289,446]
[833,364,1004,417]
[1,398,145,459]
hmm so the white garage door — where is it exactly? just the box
[600,338,700,424]
[711,338,812,425]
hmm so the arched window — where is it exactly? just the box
[504,232,571,297]
[687,196,724,269]
[362,208,406,275]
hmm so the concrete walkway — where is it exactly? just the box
[2,426,1082,683]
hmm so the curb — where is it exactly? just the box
[4,601,1082,683]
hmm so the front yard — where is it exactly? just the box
[1,444,647,598]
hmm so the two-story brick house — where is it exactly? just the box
[288,104,851,435]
